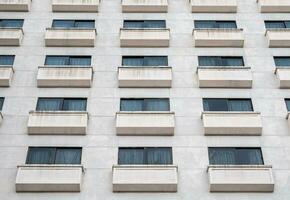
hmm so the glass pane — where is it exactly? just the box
[0,55,14,65]
[198,56,219,66]
[195,21,215,28]
[228,99,253,111]
[265,21,286,29]
[147,148,172,165]
[217,21,237,29]
[55,148,82,164]
[222,57,244,66]
[203,99,228,111]
[0,19,23,28]
[36,98,62,111]
[285,21,290,28]
[123,21,144,28]
[208,148,236,165]
[144,99,170,111]
[118,148,145,165]
[0,98,4,111]
[274,57,290,67]
[144,20,166,28]
[69,57,91,66]
[144,56,168,66]
[120,99,143,111]
[122,57,144,66]
[52,20,74,28]
[63,99,87,111]
[285,99,290,111]
[26,147,55,164]
[235,148,264,165]
[75,20,95,28]
[45,56,69,65]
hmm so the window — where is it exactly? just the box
[285,99,290,111]
[274,57,290,67]
[194,21,237,29]
[198,56,244,67]
[118,147,172,165]
[45,56,91,66]
[52,20,95,29]
[265,21,290,29]
[26,147,82,164]
[203,98,253,112]
[0,19,24,28]
[120,98,170,111]
[208,147,264,165]
[0,98,4,111]
[123,20,166,29]
[0,55,14,65]
[122,56,168,67]
[36,98,87,111]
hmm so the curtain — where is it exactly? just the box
[265,21,285,29]
[75,20,94,29]
[45,56,69,65]
[118,148,144,165]
[195,21,215,29]
[236,148,263,165]
[63,99,87,111]
[144,99,170,111]
[122,57,144,66]
[144,56,168,66]
[208,148,236,165]
[274,57,290,67]
[0,55,14,65]
[228,100,253,111]
[120,99,143,111]
[36,98,62,111]
[55,148,82,164]
[223,57,244,66]
[0,19,23,28]
[285,21,290,28]
[70,57,91,66]
[217,21,237,29]
[26,147,55,164]
[198,56,219,66]
[123,21,143,29]
[147,148,172,165]
[52,20,74,28]
[203,99,228,111]
[144,20,166,28]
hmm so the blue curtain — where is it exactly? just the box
[118,148,144,164]
[144,99,170,111]
[70,57,91,66]
[122,57,144,66]
[265,21,286,29]
[144,56,168,66]
[0,55,14,65]
[63,99,87,111]
[55,148,81,164]
[26,147,55,164]
[0,19,24,28]
[120,99,143,111]
[147,148,172,165]
[36,98,62,111]
[209,148,236,165]
[75,20,94,28]
[228,100,253,111]
[274,57,290,67]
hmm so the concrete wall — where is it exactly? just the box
[0,0,290,199]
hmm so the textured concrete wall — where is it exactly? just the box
[0,0,290,199]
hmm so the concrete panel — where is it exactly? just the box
[258,0,290,13]
[122,0,168,13]
[0,0,30,11]
[266,29,290,47]
[52,0,99,12]
[0,66,13,87]
[190,0,237,13]
[275,67,290,88]
[0,28,23,46]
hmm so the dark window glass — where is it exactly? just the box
[265,21,290,29]
[123,20,166,29]
[0,97,4,111]
[0,19,24,28]
[26,147,82,164]
[52,20,95,28]
[122,56,168,66]
[45,56,91,66]
[285,99,290,111]
[194,21,237,29]
[203,98,253,111]
[274,57,290,67]
[118,147,172,165]
[208,147,264,165]
[198,56,244,67]
[120,98,170,111]
[0,55,14,65]
[36,98,87,111]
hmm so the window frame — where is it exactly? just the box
[123,20,166,29]
[45,55,92,66]
[120,98,170,111]
[274,56,290,67]
[198,56,244,67]
[52,20,95,29]
[122,56,168,67]
[0,97,4,111]
[265,21,290,29]
[203,98,254,112]
[194,20,237,29]
[0,19,24,28]
[0,55,15,66]
[36,98,87,111]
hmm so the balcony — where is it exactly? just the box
[274,67,290,88]
[0,28,23,46]
[208,165,274,192]
[193,28,244,47]
[120,28,170,47]
[45,28,96,47]
[52,0,99,12]
[190,0,237,13]
[122,0,168,13]
[258,0,290,13]
[116,111,175,136]
[112,165,178,192]
[16,165,83,192]
[118,67,172,88]
[37,66,93,88]
[0,66,13,87]
[27,111,88,135]
[0,0,30,11]
[201,112,262,135]
[266,29,290,47]
[197,67,252,88]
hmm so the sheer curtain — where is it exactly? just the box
[144,20,166,28]
[223,57,244,66]
[122,57,144,66]
[45,56,69,65]
[26,148,55,164]
[63,99,87,111]
[236,148,263,165]
[52,20,74,28]
[0,19,23,28]
[55,148,82,164]
[274,57,290,67]
[265,21,286,29]
[118,148,144,165]
[75,21,94,29]
[123,21,143,29]
[203,99,228,111]
[144,99,169,111]
[228,100,253,111]
[209,148,236,165]
[120,99,143,111]
[199,56,218,66]
[36,98,62,111]
[144,56,168,66]
[70,57,91,66]
[217,21,237,29]
[147,148,172,165]
[0,55,14,65]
